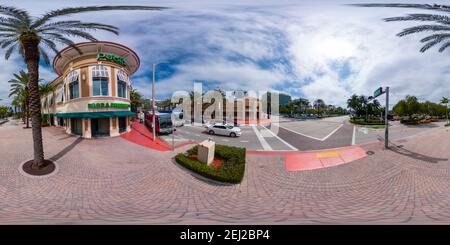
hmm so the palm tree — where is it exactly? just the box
[8,70,30,128]
[351,3,450,52]
[39,81,54,125]
[441,97,449,123]
[0,5,167,168]
[313,99,326,116]
[130,88,143,113]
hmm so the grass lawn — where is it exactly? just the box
[362,124,385,129]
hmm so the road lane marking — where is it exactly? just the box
[221,139,230,142]
[262,125,298,151]
[278,125,323,141]
[240,140,249,143]
[352,126,356,145]
[252,125,272,151]
[322,124,344,141]
[279,124,343,142]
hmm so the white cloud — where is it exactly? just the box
[1,0,450,108]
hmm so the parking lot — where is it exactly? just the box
[159,116,445,151]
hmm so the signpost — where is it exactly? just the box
[371,86,389,149]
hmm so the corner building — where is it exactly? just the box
[43,41,140,138]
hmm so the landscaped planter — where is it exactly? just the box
[175,144,246,184]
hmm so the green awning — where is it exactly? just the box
[55,111,135,119]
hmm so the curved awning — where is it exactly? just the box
[55,111,136,118]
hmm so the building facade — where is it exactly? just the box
[41,41,139,138]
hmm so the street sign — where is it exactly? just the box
[373,87,383,98]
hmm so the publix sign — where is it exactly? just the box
[88,102,130,109]
[97,53,127,66]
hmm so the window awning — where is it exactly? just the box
[55,111,136,118]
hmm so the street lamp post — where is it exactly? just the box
[152,63,156,141]
[384,87,389,149]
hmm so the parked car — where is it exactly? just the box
[205,123,242,137]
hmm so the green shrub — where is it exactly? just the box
[350,118,384,125]
[175,144,246,184]
[400,119,419,125]
[41,114,49,127]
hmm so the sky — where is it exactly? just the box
[0,0,449,108]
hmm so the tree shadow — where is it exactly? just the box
[389,145,448,163]
[49,137,83,162]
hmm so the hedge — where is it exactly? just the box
[175,144,246,184]
[350,118,384,125]
[400,119,419,125]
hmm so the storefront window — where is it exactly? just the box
[67,71,79,100]
[118,80,126,98]
[117,69,128,98]
[92,66,109,96]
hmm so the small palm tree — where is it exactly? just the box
[0,5,166,168]
[351,3,450,52]
[441,97,449,123]
[8,70,30,128]
[39,81,54,125]
[313,99,326,116]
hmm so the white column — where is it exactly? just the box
[110,117,120,137]
[83,118,92,139]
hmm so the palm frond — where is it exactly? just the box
[349,4,450,13]
[0,6,30,24]
[32,5,168,28]
[0,27,18,33]
[384,14,450,25]
[40,38,59,54]
[4,42,16,59]
[397,25,450,37]
[57,29,98,41]
[420,33,450,43]
[439,41,450,52]
[39,47,50,64]
[41,32,82,54]
[38,21,119,35]
[420,39,443,52]
[0,37,17,48]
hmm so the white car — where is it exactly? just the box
[205,123,242,137]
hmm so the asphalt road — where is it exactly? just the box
[159,116,444,151]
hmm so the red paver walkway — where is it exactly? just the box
[2,120,450,224]
[248,146,368,171]
[120,122,171,151]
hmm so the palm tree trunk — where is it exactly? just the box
[23,37,45,168]
[21,104,25,124]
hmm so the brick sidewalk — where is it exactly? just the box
[0,121,449,224]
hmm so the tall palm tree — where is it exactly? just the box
[8,70,30,128]
[0,5,167,168]
[351,3,450,52]
[441,97,449,123]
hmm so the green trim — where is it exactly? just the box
[88,102,130,109]
[55,111,135,119]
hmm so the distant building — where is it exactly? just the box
[279,93,292,106]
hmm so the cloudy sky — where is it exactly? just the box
[0,0,449,108]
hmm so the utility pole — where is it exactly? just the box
[371,86,389,149]
[152,63,156,141]
[384,87,389,149]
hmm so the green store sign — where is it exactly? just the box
[97,53,127,66]
[88,102,130,109]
